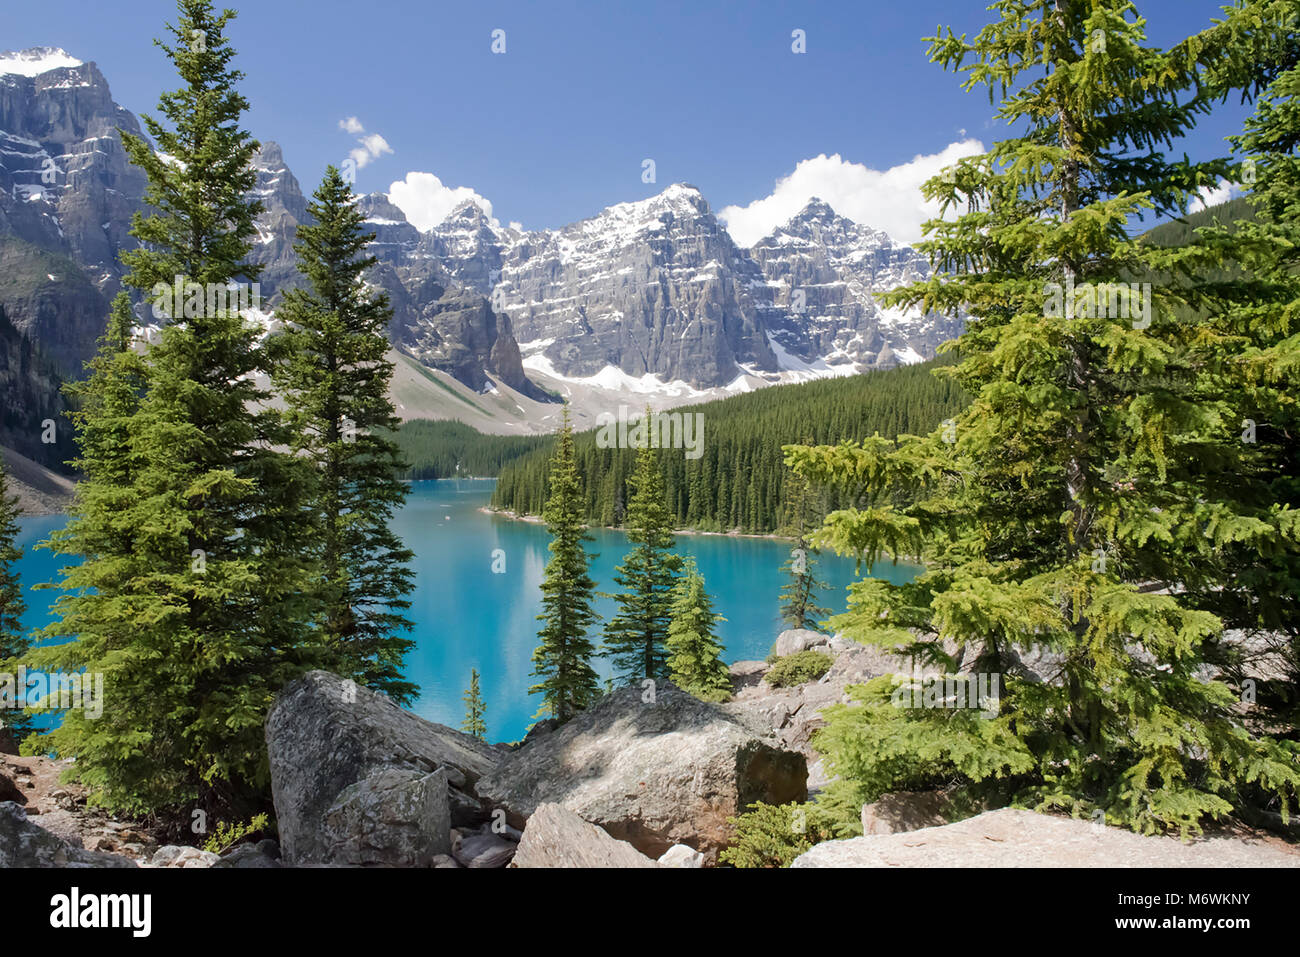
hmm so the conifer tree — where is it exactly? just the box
[461,668,487,740]
[271,166,416,704]
[666,559,731,701]
[779,468,829,631]
[787,0,1300,835]
[530,407,601,722]
[0,452,28,743]
[28,0,317,818]
[1185,26,1300,737]
[603,408,683,683]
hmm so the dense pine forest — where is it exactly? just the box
[390,420,551,480]
[489,358,967,533]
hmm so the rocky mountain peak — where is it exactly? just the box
[357,192,410,223]
[442,199,495,228]
[253,140,287,171]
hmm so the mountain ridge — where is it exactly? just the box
[1,45,958,434]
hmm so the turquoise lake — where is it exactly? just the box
[12,479,918,742]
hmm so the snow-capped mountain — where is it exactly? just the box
[400,185,955,393]
[0,45,962,429]
[749,198,961,371]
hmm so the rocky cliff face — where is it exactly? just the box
[748,198,962,370]
[414,186,958,391]
[247,140,308,301]
[0,48,146,374]
[492,185,779,389]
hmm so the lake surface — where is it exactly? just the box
[13,479,918,742]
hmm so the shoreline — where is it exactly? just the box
[479,505,797,543]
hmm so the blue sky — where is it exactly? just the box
[10,0,1256,241]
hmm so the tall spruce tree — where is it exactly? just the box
[530,408,601,722]
[0,451,28,743]
[461,668,487,740]
[786,0,1300,835]
[29,0,317,818]
[603,408,683,683]
[666,559,731,702]
[271,166,416,704]
[778,468,829,631]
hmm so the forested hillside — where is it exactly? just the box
[391,419,552,480]
[1140,195,1254,247]
[0,303,76,471]
[490,357,967,533]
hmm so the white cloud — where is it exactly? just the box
[350,133,392,169]
[718,143,986,247]
[1188,179,1239,214]
[388,171,497,232]
[337,117,393,170]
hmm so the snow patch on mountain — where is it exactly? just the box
[0,48,84,77]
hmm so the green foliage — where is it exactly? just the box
[764,650,833,688]
[720,801,838,868]
[25,0,318,820]
[492,359,967,533]
[530,408,602,721]
[778,469,830,631]
[270,166,416,703]
[602,418,683,683]
[391,419,552,481]
[666,559,731,702]
[1189,40,1300,740]
[789,0,1300,838]
[201,812,269,855]
[461,668,487,740]
[0,451,29,743]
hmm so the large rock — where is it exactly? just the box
[658,844,705,868]
[0,802,135,868]
[513,803,657,868]
[476,684,807,861]
[772,629,830,658]
[451,825,518,868]
[792,808,1300,868]
[319,767,451,867]
[265,670,502,866]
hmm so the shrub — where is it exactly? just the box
[721,801,837,868]
[764,650,833,688]
[202,813,270,855]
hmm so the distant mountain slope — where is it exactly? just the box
[1141,196,1254,247]
[1,443,74,516]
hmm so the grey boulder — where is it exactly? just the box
[772,629,830,658]
[319,767,451,867]
[513,803,658,868]
[265,670,502,866]
[792,808,1300,868]
[476,683,806,861]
